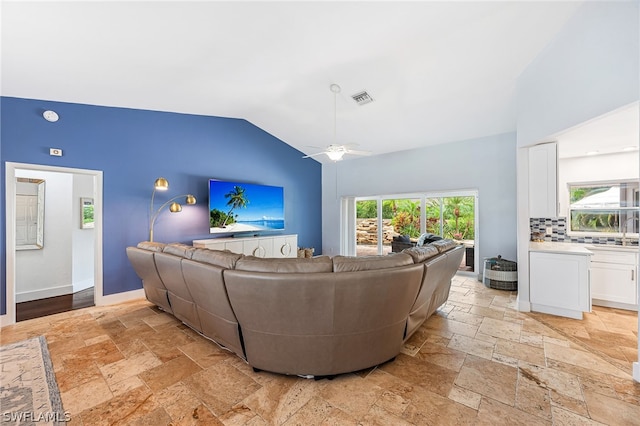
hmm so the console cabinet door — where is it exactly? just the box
[529,142,557,218]
[272,235,297,258]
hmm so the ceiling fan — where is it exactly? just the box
[303,84,372,162]
[303,144,372,162]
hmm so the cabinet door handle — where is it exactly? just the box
[632,269,635,281]
[281,243,291,256]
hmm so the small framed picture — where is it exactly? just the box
[81,197,95,229]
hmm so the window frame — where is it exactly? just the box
[566,179,639,237]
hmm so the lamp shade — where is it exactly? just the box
[154,177,169,191]
[169,202,182,213]
[186,194,196,205]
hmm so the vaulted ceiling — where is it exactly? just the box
[2,1,587,162]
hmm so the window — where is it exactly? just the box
[568,180,639,235]
[351,191,478,273]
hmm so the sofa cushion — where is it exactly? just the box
[332,252,414,272]
[163,243,197,259]
[137,241,166,252]
[191,248,243,269]
[430,239,458,253]
[235,256,333,273]
[402,245,440,263]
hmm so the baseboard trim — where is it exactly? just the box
[0,314,14,327]
[96,289,145,306]
[16,285,74,303]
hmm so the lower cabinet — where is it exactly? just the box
[530,251,591,319]
[193,234,298,258]
[590,248,637,310]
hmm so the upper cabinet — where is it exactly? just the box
[529,142,558,218]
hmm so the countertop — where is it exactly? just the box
[529,242,593,256]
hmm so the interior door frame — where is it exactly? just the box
[3,162,103,325]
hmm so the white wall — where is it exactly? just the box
[558,152,640,217]
[516,1,639,149]
[72,174,95,292]
[514,1,639,313]
[322,132,517,264]
[15,170,73,302]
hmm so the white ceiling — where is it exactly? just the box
[555,102,639,159]
[2,1,592,163]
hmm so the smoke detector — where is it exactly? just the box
[351,91,374,106]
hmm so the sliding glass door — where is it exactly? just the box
[352,191,478,273]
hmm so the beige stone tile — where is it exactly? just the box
[401,385,478,425]
[495,338,545,366]
[454,355,518,406]
[139,354,202,392]
[99,350,162,386]
[378,353,458,398]
[361,404,414,425]
[476,397,550,426]
[446,310,485,326]
[516,369,551,421]
[56,356,104,393]
[583,389,640,425]
[109,375,145,396]
[416,341,467,372]
[447,334,495,360]
[179,338,231,368]
[423,315,479,339]
[183,361,261,416]
[142,311,181,328]
[374,389,410,417]
[544,342,631,380]
[318,374,384,419]
[241,375,320,424]
[518,362,583,401]
[478,317,521,342]
[60,377,113,416]
[550,406,606,426]
[278,396,338,425]
[549,389,589,418]
[470,305,505,320]
[78,385,158,426]
[448,385,482,410]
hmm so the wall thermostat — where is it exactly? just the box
[50,148,63,156]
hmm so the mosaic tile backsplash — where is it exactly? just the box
[530,217,638,246]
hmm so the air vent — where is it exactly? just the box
[351,91,374,106]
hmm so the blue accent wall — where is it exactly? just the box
[0,97,322,315]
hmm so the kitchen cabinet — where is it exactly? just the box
[589,246,637,310]
[529,243,591,319]
[193,234,298,258]
[529,142,557,218]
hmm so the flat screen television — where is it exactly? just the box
[209,179,284,234]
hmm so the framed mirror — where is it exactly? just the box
[16,178,45,250]
[81,197,95,229]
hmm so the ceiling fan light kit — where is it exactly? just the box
[303,83,372,162]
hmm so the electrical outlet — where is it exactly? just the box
[546,226,553,235]
[49,148,63,156]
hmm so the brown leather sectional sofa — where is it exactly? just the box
[126,239,463,377]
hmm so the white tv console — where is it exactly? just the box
[193,234,298,258]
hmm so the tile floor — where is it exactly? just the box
[1,275,639,425]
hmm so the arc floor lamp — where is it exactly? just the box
[149,177,196,242]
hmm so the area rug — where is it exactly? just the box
[0,336,67,425]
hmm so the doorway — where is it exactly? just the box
[4,162,103,325]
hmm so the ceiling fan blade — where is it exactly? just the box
[346,149,372,156]
[302,152,326,158]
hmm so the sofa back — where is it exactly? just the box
[126,245,172,313]
[155,244,201,332]
[223,263,424,376]
[181,248,245,358]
